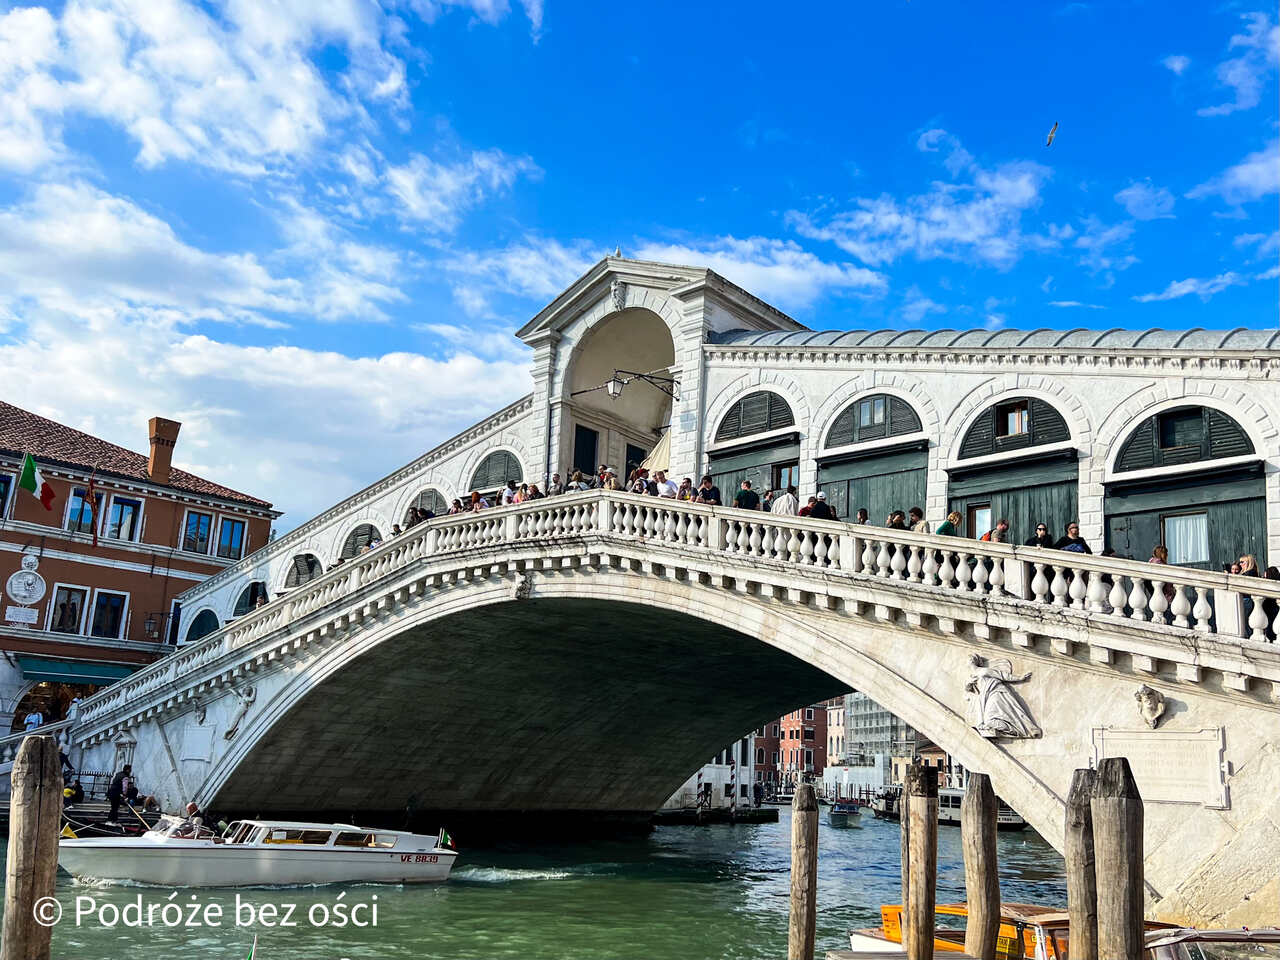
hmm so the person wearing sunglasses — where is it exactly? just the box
[1025,522,1054,548]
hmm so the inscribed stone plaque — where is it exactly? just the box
[4,606,37,624]
[1091,727,1228,809]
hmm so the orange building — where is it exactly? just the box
[0,403,278,731]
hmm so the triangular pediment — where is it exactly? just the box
[516,256,806,344]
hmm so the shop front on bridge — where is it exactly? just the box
[816,393,928,523]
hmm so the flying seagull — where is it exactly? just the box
[1045,121,1059,147]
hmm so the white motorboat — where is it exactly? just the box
[58,816,459,887]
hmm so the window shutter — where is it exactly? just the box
[766,394,795,431]
[1207,409,1253,459]
[827,406,857,447]
[716,392,794,442]
[471,452,522,490]
[341,524,381,560]
[1115,418,1156,473]
[286,554,322,588]
[888,397,922,436]
[739,393,771,435]
[959,408,995,459]
[1030,399,1070,445]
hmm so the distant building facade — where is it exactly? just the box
[847,690,919,762]
[0,404,277,731]
[663,735,755,810]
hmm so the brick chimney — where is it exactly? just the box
[147,417,181,484]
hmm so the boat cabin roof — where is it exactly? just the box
[233,820,422,836]
[929,903,1069,925]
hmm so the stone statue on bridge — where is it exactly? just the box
[965,655,1041,739]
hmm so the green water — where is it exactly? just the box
[30,811,1065,959]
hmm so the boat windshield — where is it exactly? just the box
[150,815,217,841]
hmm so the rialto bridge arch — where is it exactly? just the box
[64,492,1280,925]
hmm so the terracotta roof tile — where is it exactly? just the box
[0,401,273,510]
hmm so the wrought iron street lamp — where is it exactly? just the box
[573,369,679,402]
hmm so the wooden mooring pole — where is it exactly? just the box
[1091,757,1144,960]
[903,763,937,960]
[961,773,1000,960]
[2,735,62,960]
[1064,768,1099,960]
[788,785,818,960]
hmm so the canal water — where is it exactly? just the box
[35,810,1065,960]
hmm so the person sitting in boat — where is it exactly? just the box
[172,802,206,838]
[106,764,131,824]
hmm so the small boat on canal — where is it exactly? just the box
[869,786,1026,830]
[58,816,458,887]
[846,902,1181,957]
[827,801,861,828]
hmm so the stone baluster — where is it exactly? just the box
[1148,582,1169,625]
[939,551,955,590]
[907,546,923,583]
[644,506,658,539]
[971,555,989,594]
[662,509,676,542]
[862,538,877,573]
[674,511,688,545]
[749,522,764,557]
[1068,568,1087,609]
[787,527,802,563]
[1169,583,1192,628]
[955,552,974,592]
[736,521,751,555]
[1127,577,1150,622]
[814,532,829,567]
[1192,587,1213,633]
[987,556,1004,595]
[1108,574,1128,616]
[1031,563,1049,602]
[1049,566,1069,606]
[800,531,815,566]
[890,542,907,580]
[875,540,892,577]
[772,526,788,561]
[1247,592,1271,644]
[921,549,939,586]
[1086,570,1108,612]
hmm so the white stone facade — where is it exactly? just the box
[176,256,1280,638]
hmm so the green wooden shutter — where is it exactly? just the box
[888,397,922,436]
[827,406,857,447]
[1116,418,1157,473]
[1030,399,1070,445]
[716,392,794,442]
[1207,409,1253,459]
[959,408,995,459]
[341,523,381,560]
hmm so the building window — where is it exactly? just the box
[996,400,1030,437]
[217,518,246,560]
[803,728,815,741]
[858,396,886,427]
[182,511,213,554]
[756,748,765,764]
[772,752,779,765]
[805,708,814,720]
[65,488,101,536]
[772,462,801,492]
[1158,408,1201,449]
[49,585,89,634]
[0,473,11,519]
[106,496,142,541]
[804,749,814,769]
[89,590,127,639]
[771,724,779,738]
[1163,513,1209,565]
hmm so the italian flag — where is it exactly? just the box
[438,827,455,849]
[17,453,55,511]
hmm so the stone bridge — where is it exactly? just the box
[60,491,1280,925]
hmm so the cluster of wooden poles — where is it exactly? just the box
[787,756,1146,960]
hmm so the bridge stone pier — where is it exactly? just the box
[63,492,1280,926]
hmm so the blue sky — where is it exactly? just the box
[0,0,1275,527]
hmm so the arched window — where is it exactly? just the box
[340,524,381,560]
[714,392,795,444]
[405,489,447,524]
[958,397,1070,459]
[284,554,323,588]
[470,451,522,491]
[232,582,268,618]
[185,609,220,644]
[825,394,922,448]
[1114,406,1253,473]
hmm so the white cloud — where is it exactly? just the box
[1234,231,1280,259]
[899,287,946,324]
[1132,272,1244,302]
[1198,12,1280,117]
[0,0,538,177]
[1256,264,1280,280]
[1074,217,1137,272]
[0,306,532,530]
[443,236,601,301]
[1047,300,1106,309]
[385,150,540,231]
[788,132,1051,269]
[1114,180,1175,220]
[631,236,888,309]
[1162,54,1190,75]
[1187,141,1280,205]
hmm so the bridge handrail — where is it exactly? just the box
[0,720,73,764]
[73,490,1279,728]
